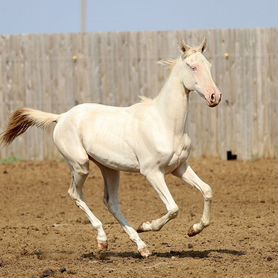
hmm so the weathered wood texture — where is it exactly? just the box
[0,28,277,160]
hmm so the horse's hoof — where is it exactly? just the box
[97,241,108,251]
[95,242,108,260]
[137,221,152,233]
[139,247,152,258]
[137,223,145,233]
[187,225,200,237]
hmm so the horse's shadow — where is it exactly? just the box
[153,249,246,258]
[81,249,246,261]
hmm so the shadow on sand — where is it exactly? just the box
[81,248,246,261]
[153,249,246,258]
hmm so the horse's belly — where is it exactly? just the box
[82,121,139,172]
[88,143,140,172]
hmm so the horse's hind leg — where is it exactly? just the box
[98,165,150,257]
[68,161,108,251]
[54,131,108,252]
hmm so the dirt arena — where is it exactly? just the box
[0,158,277,277]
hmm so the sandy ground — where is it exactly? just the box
[0,158,277,278]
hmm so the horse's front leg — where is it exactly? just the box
[173,162,212,236]
[137,170,179,233]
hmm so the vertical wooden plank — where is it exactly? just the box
[112,32,123,106]
[248,29,257,160]
[138,31,148,98]
[232,29,243,159]
[121,32,131,105]
[270,28,278,158]
[98,32,110,105]
[127,31,140,105]
[71,33,84,105]
[0,35,12,159]
[89,32,102,104]
[256,29,264,158]
[243,29,251,160]
[261,28,269,158]
[109,32,118,105]
[263,28,277,158]
[40,34,53,159]
[0,35,4,158]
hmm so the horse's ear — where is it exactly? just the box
[199,37,207,53]
[178,40,190,55]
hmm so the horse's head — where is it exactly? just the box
[177,38,222,107]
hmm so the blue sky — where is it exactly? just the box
[0,0,277,35]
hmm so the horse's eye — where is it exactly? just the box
[186,62,197,71]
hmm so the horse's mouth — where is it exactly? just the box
[208,102,218,108]
[192,90,221,107]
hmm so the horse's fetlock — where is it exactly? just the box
[94,223,103,230]
[201,218,210,227]
[169,206,179,219]
[203,221,210,227]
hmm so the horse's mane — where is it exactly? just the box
[157,58,177,69]
[138,96,153,104]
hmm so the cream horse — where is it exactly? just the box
[1,39,222,258]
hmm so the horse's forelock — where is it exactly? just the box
[182,47,200,58]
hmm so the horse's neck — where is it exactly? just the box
[154,68,189,136]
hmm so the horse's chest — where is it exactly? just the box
[165,135,191,173]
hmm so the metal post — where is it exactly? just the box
[81,0,87,32]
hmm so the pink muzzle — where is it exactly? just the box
[206,87,222,107]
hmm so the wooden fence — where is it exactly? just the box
[0,28,277,160]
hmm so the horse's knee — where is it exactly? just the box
[202,219,210,227]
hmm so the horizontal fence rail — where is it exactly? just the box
[0,28,277,160]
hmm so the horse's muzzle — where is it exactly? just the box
[207,92,222,107]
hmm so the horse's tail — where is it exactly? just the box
[0,108,59,146]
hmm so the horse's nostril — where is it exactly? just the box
[210,93,216,102]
